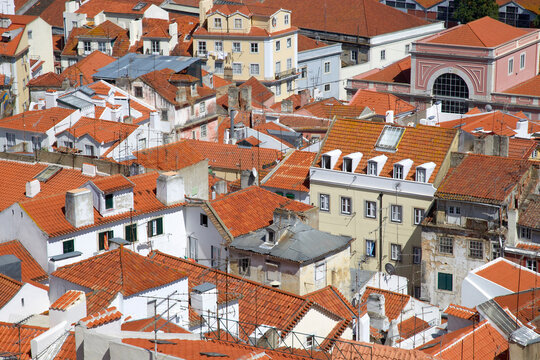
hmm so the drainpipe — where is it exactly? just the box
[378,192,383,273]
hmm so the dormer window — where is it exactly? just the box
[266,229,275,244]
[416,168,426,182]
[214,18,222,28]
[284,14,289,25]
[234,18,242,29]
[105,194,113,209]
[321,155,331,169]
[343,158,352,172]
[393,165,403,179]
[368,161,377,175]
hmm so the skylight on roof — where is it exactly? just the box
[132,1,147,11]
[34,165,62,183]
[375,126,405,152]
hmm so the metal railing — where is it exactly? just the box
[275,68,297,80]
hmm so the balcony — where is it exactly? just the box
[196,50,208,58]
[274,68,296,80]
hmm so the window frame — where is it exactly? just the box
[125,224,137,243]
[324,84,330,92]
[380,50,386,60]
[390,204,402,223]
[98,230,113,251]
[414,208,425,225]
[275,40,281,51]
[413,247,421,264]
[214,17,222,29]
[198,41,207,55]
[520,226,532,240]
[234,18,242,29]
[438,236,453,255]
[6,132,15,147]
[390,243,402,262]
[319,193,330,212]
[469,240,484,259]
[232,42,241,53]
[393,164,403,179]
[367,161,377,176]
[250,42,258,53]
[366,239,376,257]
[416,168,426,182]
[238,258,250,276]
[200,213,208,227]
[151,40,160,54]
[438,272,453,291]
[250,63,260,76]
[520,52,526,69]
[287,37,291,48]
[63,239,75,254]
[340,196,352,215]
[508,58,514,74]
[214,41,223,52]
[147,217,163,237]
[324,61,330,73]
[105,194,114,210]
[134,86,143,98]
[83,41,91,54]
[232,62,242,75]
[526,259,537,272]
[365,201,376,219]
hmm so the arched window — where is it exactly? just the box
[433,73,469,114]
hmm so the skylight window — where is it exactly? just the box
[375,126,405,152]
[132,1,147,10]
[34,165,62,182]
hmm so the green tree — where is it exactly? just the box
[453,0,499,24]
[533,8,540,28]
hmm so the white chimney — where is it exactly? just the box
[149,111,159,129]
[191,282,217,317]
[169,22,178,48]
[45,90,58,109]
[37,98,45,109]
[110,106,121,121]
[156,172,185,205]
[26,180,40,198]
[65,188,94,228]
[385,110,394,123]
[515,118,529,138]
[82,163,97,177]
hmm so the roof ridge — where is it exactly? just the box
[466,22,488,47]
[434,320,489,356]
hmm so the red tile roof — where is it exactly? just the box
[257,0,430,37]
[262,150,316,192]
[209,186,313,237]
[59,117,139,145]
[133,140,207,171]
[75,0,161,17]
[55,332,75,360]
[28,72,69,88]
[436,154,531,204]
[318,119,457,182]
[501,74,540,97]
[419,320,507,359]
[89,174,134,193]
[0,23,26,57]
[52,248,186,314]
[518,194,540,229]
[492,288,540,327]
[62,51,116,86]
[297,34,330,52]
[50,290,85,310]
[473,257,540,293]
[19,172,183,238]
[0,107,76,134]
[295,97,342,118]
[148,251,347,344]
[0,322,46,360]
[277,115,331,132]
[398,316,431,340]
[240,77,274,107]
[333,340,434,360]
[81,306,123,328]
[508,138,538,159]
[0,273,23,309]
[0,240,47,282]
[348,89,415,116]
[305,285,358,319]
[121,316,190,333]
[443,304,478,320]
[439,111,540,137]
[0,159,103,212]
[496,0,540,13]
[423,16,531,48]
[360,287,410,321]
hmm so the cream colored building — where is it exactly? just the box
[309,118,459,295]
[193,0,297,102]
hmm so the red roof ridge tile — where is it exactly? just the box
[50,290,85,311]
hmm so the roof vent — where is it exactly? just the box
[0,18,11,29]
[132,1,147,10]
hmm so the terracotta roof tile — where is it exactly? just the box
[508,138,538,159]
[318,119,457,182]
[149,250,312,340]
[354,53,405,85]
[0,273,23,309]
[61,28,88,57]
[59,117,139,145]
[295,97,342,118]
[443,304,477,320]
[423,16,531,48]
[50,290,85,310]
[133,140,206,171]
[516,242,540,251]
[518,194,540,229]
[0,159,104,212]
[439,111,540,137]
[52,248,186,314]
[55,332,75,360]
[19,172,183,238]
[81,306,122,328]
[262,150,316,192]
[75,0,161,18]
[0,240,47,282]
[492,288,540,327]
[297,34,330,52]
[141,18,172,39]
[348,89,415,116]
[256,0,429,37]
[121,316,190,333]
[398,317,430,340]
[0,107,76,134]
[0,322,47,359]
[419,320,507,359]
[305,285,357,320]
[62,50,116,86]
[360,287,410,321]
[436,154,531,204]
[333,339,434,359]
[28,72,68,88]
[209,186,313,237]
[501,74,540,97]
[88,174,134,193]
[25,0,69,27]
[240,76,274,106]
[473,258,540,293]
[0,23,25,57]
[241,135,261,146]
[277,115,331,131]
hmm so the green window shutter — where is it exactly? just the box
[157,217,163,235]
[276,191,283,196]
[63,240,74,254]
[126,224,137,242]
[99,233,105,250]
[438,272,452,291]
[147,221,153,237]
[286,193,295,199]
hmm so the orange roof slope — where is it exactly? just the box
[398,316,430,340]
[0,107,76,134]
[149,250,311,340]
[28,72,68,88]
[436,154,531,204]
[492,288,540,327]
[360,287,410,321]
[473,258,540,293]
[424,16,530,48]
[55,332,75,360]
[305,285,358,319]
[333,340,434,360]
[297,34,329,52]
[19,172,183,238]
[296,97,342,118]
[356,56,411,84]
[443,304,477,320]
[518,194,540,229]
[508,138,538,159]
[318,119,457,181]
[133,140,206,171]
[240,77,274,106]
[50,290,84,310]
[0,159,103,211]
[501,74,540,97]
[62,51,116,86]
[52,248,186,314]
[257,0,429,37]
[348,89,415,115]
[262,150,316,192]
[121,316,190,333]
[0,240,47,282]
[277,115,331,132]
[0,274,23,309]
[60,117,139,144]
[209,186,313,237]
[496,0,540,13]
[420,320,507,359]
[0,322,46,360]
[439,111,540,137]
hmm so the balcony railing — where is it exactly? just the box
[275,68,296,80]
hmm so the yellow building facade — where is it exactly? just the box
[193,0,297,101]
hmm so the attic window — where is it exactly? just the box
[266,229,275,244]
[343,158,352,172]
[105,194,113,209]
[132,1,147,10]
[321,155,331,169]
[375,126,405,152]
[34,165,62,182]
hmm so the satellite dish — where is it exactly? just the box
[251,167,258,178]
[485,104,493,112]
[385,263,396,276]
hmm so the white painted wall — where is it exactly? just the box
[0,283,49,322]
[184,206,226,268]
[282,306,339,348]
[461,272,512,308]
